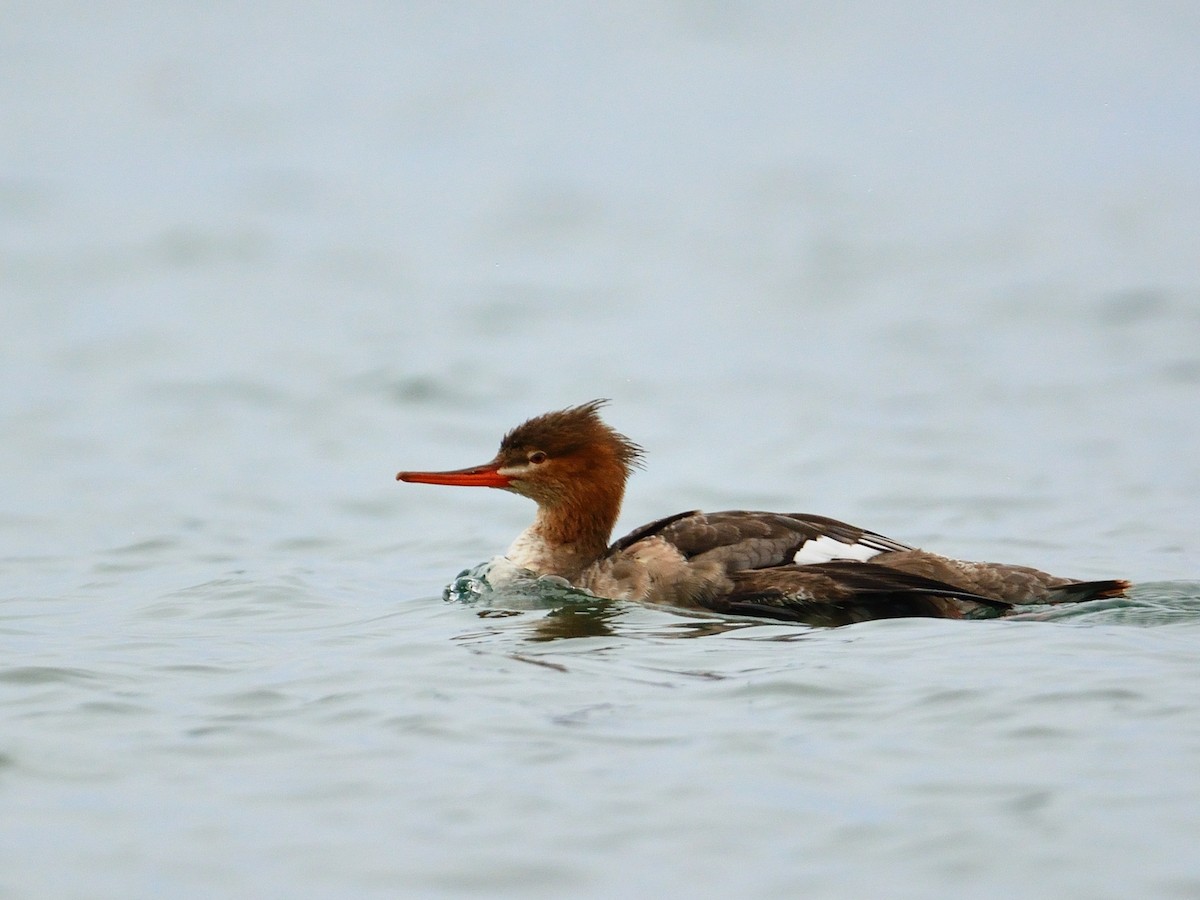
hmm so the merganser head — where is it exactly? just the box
[396,400,644,507]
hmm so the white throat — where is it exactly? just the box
[506,525,596,582]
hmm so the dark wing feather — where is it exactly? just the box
[606,510,701,555]
[711,560,1012,626]
[611,510,914,572]
[777,513,915,555]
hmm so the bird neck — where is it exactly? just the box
[506,476,624,581]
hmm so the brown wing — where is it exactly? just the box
[603,510,1116,623]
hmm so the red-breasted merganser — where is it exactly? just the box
[397,401,1129,625]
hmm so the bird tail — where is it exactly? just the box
[1045,579,1131,604]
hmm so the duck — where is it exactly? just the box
[396,400,1128,626]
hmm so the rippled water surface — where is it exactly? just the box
[4,4,1200,898]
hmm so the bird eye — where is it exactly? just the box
[528,451,547,465]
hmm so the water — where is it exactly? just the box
[3,4,1200,898]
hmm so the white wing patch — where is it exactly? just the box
[793,534,884,565]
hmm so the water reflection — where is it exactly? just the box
[526,599,623,641]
